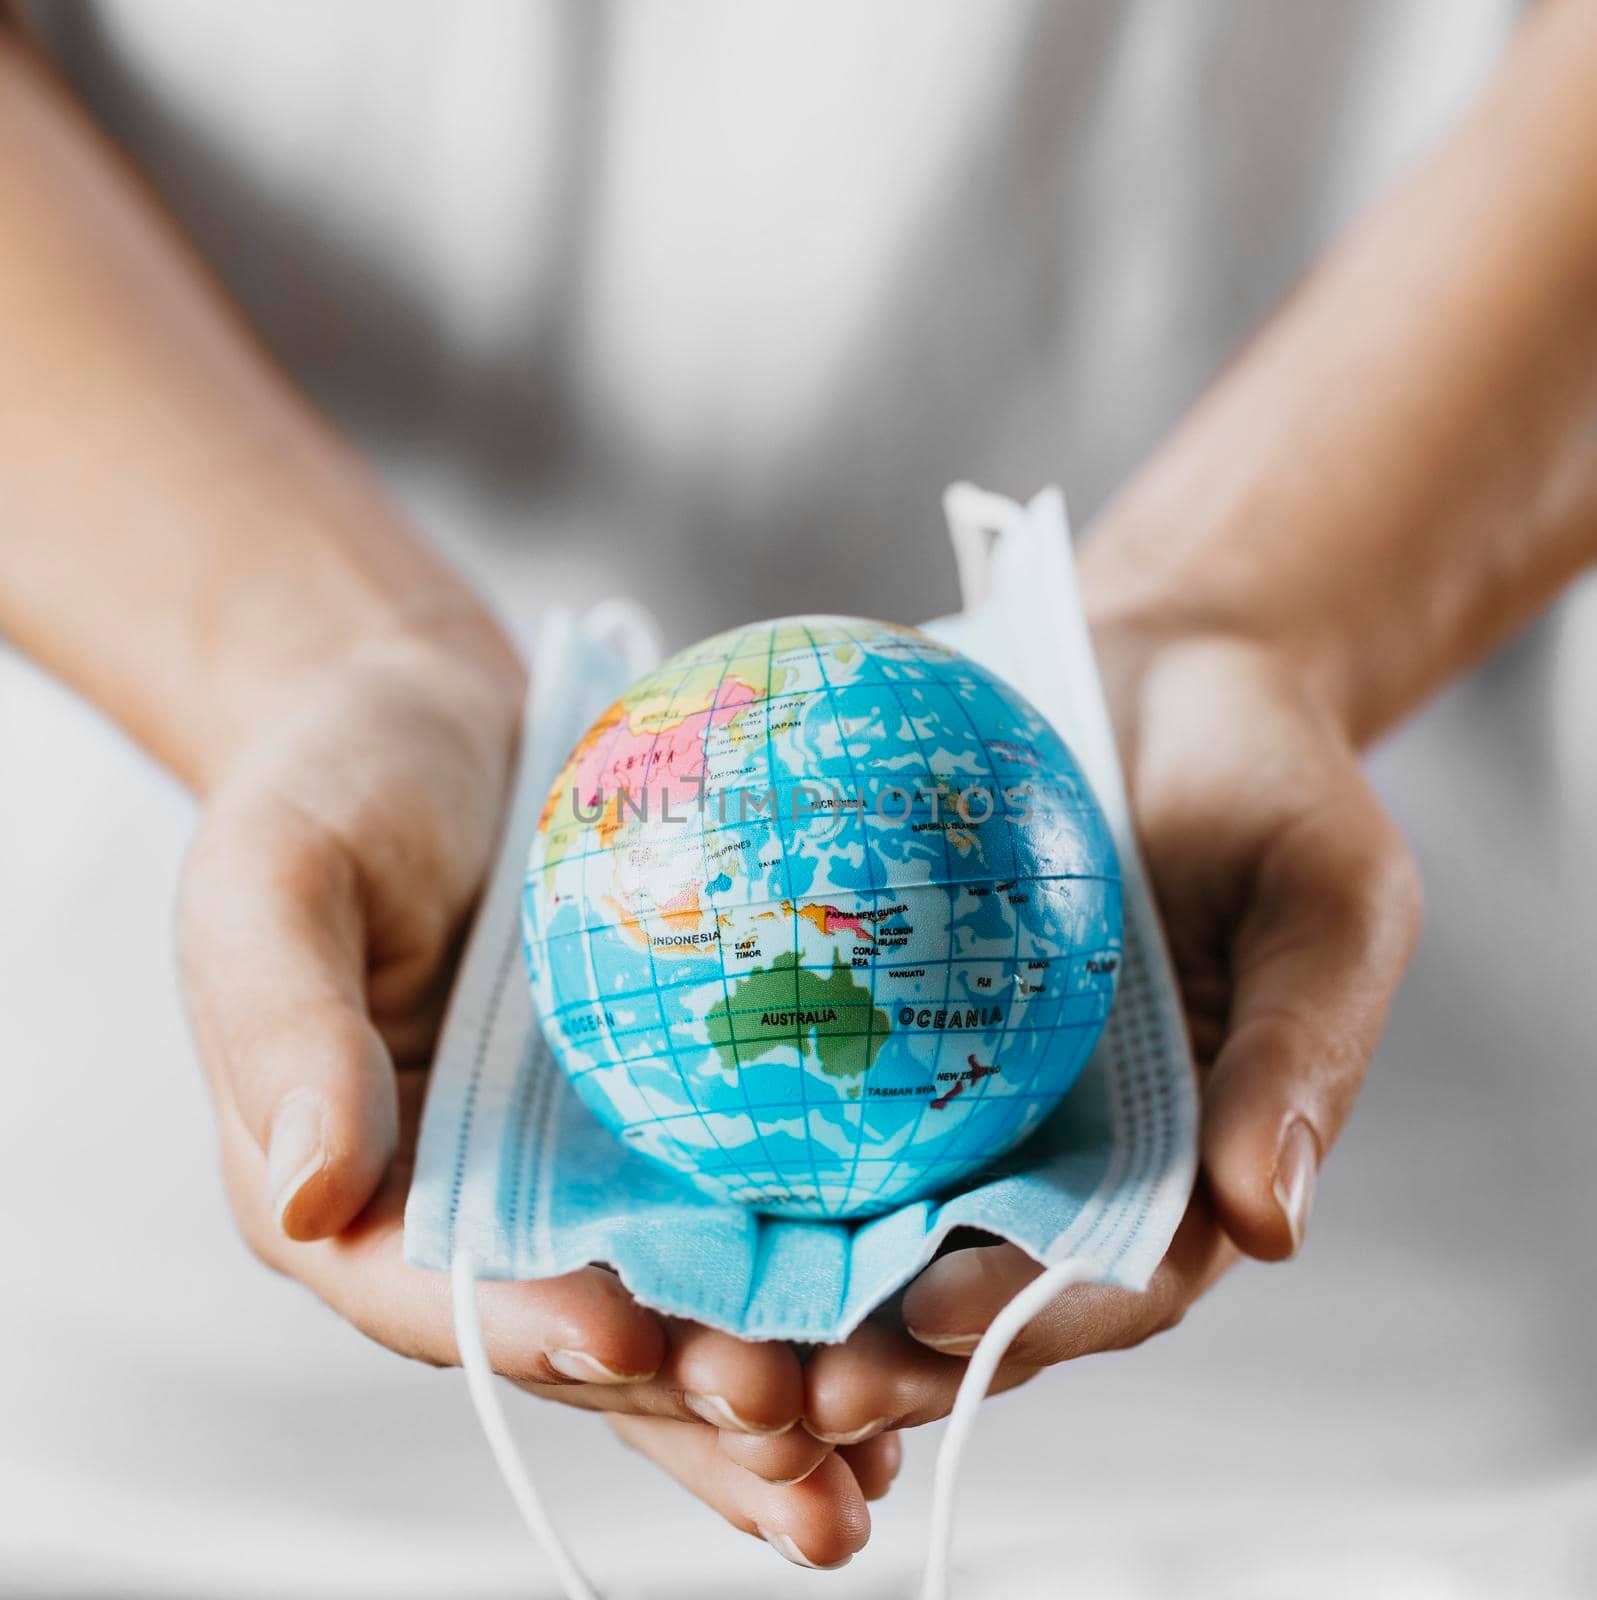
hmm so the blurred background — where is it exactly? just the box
[5,1,1597,1594]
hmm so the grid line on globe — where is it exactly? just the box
[797,618,891,1209]
[523,616,1123,1219]
[700,623,803,1201]
[596,634,778,1199]
[823,617,981,1208]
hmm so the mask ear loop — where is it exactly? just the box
[581,597,664,680]
[942,481,1021,609]
[441,603,652,1600]
[452,1251,605,1600]
[919,1257,1100,1600]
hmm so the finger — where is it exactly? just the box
[296,1194,670,1388]
[180,797,398,1240]
[479,1270,667,1389]
[229,1081,668,1388]
[609,1414,870,1570]
[655,1318,806,1435]
[717,1427,833,1485]
[899,1200,1233,1373]
[503,1304,807,1430]
[805,1316,982,1442]
[295,1217,669,1389]
[523,1318,807,1432]
[839,1430,903,1502]
[240,1079,799,1421]
[1202,786,1423,1259]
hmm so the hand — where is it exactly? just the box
[175,614,886,1566]
[800,616,1423,1439]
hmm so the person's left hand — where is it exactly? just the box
[175,611,892,1569]
[800,607,1423,1442]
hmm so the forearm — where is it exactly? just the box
[0,27,514,791]
[1083,0,1597,744]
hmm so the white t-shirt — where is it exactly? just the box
[27,0,1519,633]
[8,4,1596,1596]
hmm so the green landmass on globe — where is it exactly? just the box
[705,951,892,1081]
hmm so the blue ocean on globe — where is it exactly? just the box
[522,616,1122,1219]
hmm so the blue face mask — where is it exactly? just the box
[405,486,1198,1600]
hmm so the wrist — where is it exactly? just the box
[1078,501,1370,746]
[191,548,525,797]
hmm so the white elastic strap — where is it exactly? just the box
[581,597,664,680]
[942,482,1022,611]
[918,1258,1101,1600]
[531,607,576,731]
[451,1251,605,1600]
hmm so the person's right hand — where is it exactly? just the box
[176,611,888,1569]
[798,609,1424,1448]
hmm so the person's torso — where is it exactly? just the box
[36,0,1515,638]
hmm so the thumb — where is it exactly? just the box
[1201,780,1422,1261]
[179,798,400,1241]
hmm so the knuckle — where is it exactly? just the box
[1010,1293,1179,1365]
[1105,1292,1187,1355]
[1143,1294,1189,1341]
[1322,812,1423,959]
[267,828,355,911]
[175,818,234,938]
[1371,828,1425,946]
[1224,1005,1322,1080]
[1016,1284,1120,1366]
[177,805,355,973]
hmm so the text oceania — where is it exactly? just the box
[897,1005,1004,1030]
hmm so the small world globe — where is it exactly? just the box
[522,616,1122,1219]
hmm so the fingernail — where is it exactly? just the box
[903,1250,989,1353]
[905,1327,981,1356]
[756,1526,852,1571]
[917,1247,986,1299]
[1272,1118,1320,1257]
[548,1349,649,1385]
[267,1091,326,1231]
[685,1392,788,1435]
[807,1417,889,1446]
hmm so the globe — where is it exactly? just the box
[522,616,1122,1219]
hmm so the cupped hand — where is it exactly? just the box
[802,617,1423,1441]
[175,615,883,1565]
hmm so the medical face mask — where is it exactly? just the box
[405,486,1199,1600]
